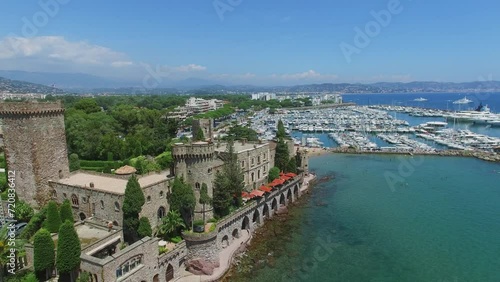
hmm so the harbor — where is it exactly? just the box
[249,104,500,162]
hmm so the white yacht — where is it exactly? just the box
[414,97,428,102]
[453,96,473,104]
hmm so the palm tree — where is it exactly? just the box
[0,224,27,280]
[157,211,186,239]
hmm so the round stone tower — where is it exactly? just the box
[0,101,70,207]
[172,142,215,220]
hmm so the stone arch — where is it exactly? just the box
[263,204,270,219]
[241,216,250,230]
[232,229,239,239]
[279,193,286,206]
[252,209,260,224]
[79,212,86,221]
[221,235,229,248]
[287,188,293,202]
[153,274,159,282]
[294,184,299,198]
[157,206,166,219]
[166,263,174,281]
[271,198,278,211]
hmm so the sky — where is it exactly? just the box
[0,0,499,86]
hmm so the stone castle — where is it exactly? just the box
[1,101,309,282]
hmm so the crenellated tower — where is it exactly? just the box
[172,141,215,220]
[0,101,70,207]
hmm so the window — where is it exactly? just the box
[251,172,255,182]
[52,190,57,198]
[208,168,212,173]
[258,156,261,164]
[63,193,67,199]
[114,202,120,212]
[160,191,164,198]
[258,170,261,179]
[116,255,144,279]
[241,161,245,168]
[82,197,87,204]
[158,207,166,219]
[100,200,104,209]
[147,196,151,203]
[195,183,200,190]
[71,194,79,206]
[251,158,255,166]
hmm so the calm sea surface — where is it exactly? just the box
[236,154,500,282]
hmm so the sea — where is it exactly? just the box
[228,93,500,282]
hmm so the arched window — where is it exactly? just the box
[258,156,261,164]
[52,190,57,199]
[160,191,164,198]
[157,207,166,219]
[251,172,255,182]
[114,202,120,211]
[257,170,261,179]
[147,196,151,203]
[100,200,104,209]
[195,183,200,190]
[71,194,79,206]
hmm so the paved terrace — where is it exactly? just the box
[57,171,170,195]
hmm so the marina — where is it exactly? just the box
[250,104,500,158]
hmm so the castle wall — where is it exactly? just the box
[0,101,70,207]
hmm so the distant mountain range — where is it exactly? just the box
[1,70,500,95]
[0,76,65,94]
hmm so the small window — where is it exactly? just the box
[114,202,120,211]
[241,161,245,168]
[195,183,200,190]
[160,191,164,198]
[63,193,67,199]
[251,158,254,165]
[258,156,261,164]
[71,194,79,206]
[82,197,87,204]
[147,196,151,203]
[52,190,57,198]
[100,200,104,209]
[251,172,255,182]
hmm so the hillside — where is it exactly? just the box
[0,77,65,94]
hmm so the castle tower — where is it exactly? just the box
[192,118,214,141]
[172,142,215,220]
[0,101,70,207]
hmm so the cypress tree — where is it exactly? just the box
[223,140,244,207]
[168,177,196,226]
[60,199,74,224]
[193,127,205,141]
[122,175,145,243]
[275,137,290,172]
[33,228,55,281]
[276,119,287,139]
[45,201,61,233]
[56,221,81,281]
[199,183,212,224]
[137,217,152,238]
[212,171,231,218]
[287,156,297,173]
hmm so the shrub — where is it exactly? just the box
[33,229,55,280]
[20,207,47,240]
[56,221,81,276]
[137,217,152,238]
[59,199,74,224]
[45,201,61,233]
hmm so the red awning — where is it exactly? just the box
[285,173,297,177]
[280,176,291,181]
[279,172,285,176]
[250,190,265,197]
[242,192,254,199]
[259,186,272,193]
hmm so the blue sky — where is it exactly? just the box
[0,0,499,86]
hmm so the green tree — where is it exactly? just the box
[59,199,74,224]
[69,153,80,171]
[268,167,280,182]
[22,273,39,282]
[223,140,244,207]
[33,229,55,281]
[20,207,47,240]
[73,98,101,114]
[287,156,298,173]
[276,119,287,139]
[157,210,186,238]
[193,127,205,141]
[14,200,34,222]
[199,183,212,224]
[168,177,196,227]
[137,217,152,238]
[122,175,145,244]
[45,201,61,233]
[225,125,259,141]
[212,171,232,218]
[155,151,173,170]
[56,221,81,282]
[274,138,290,172]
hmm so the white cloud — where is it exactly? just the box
[111,61,134,68]
[174,64,207,72]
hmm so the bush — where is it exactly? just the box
[45,201,61,233]
[33,229,55,280]
[169,236,182,244]
[193,219,204,226]
[137,217,152,238]
[14,200,34,222]
[56,221,81,275]
[20,207,47,240]
[60,199,74,224]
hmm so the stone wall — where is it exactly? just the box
[0,101,70,207]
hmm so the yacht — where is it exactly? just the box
[414,97,428,102]
[453,96,473,104]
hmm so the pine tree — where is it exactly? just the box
[223,140,244,207]
[275,137,290,172]
[45,201,61,233]
[56,221,81,282]
[276,119,287,139]
[122,175,145,244]
[60,199,74,224]
[168,177,196,226]
[199,183,212,224]
[287,156,297,173]
[212,171,231,218]
[137,217,152,238]
[33,228,55,281]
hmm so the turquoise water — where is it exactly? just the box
[247,154,500,282]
